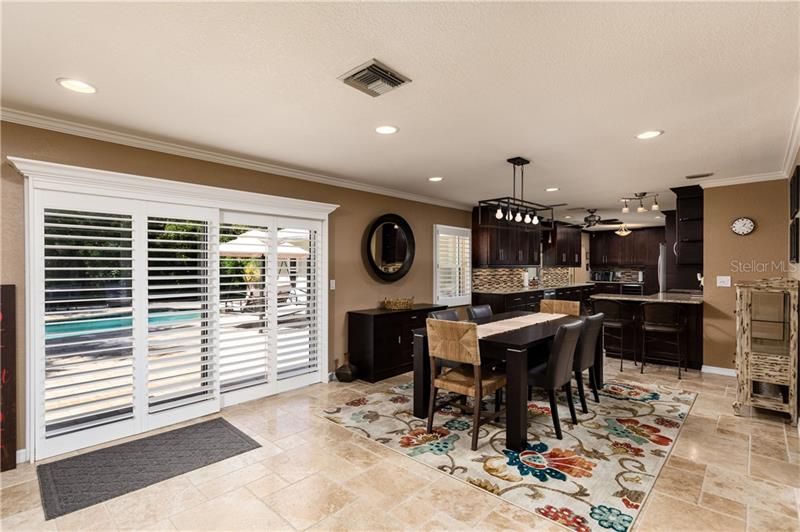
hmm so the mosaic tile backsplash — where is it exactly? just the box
[473,267,574,291]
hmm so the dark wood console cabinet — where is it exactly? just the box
[347,303,446,382]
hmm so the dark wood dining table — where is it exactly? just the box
[412,311,603,452]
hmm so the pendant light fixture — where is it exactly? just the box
[476,157,566,228]
[615,223,632,237]
[651,195,660,211]
[622,201,630,214]
[636,200,647,213]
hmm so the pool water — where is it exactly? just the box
[46,312,202,339]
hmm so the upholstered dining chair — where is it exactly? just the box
[426,318,507,450]
[539,299,581,317]
[574,313,604,413]
[466,304,493,320]
[429,308,460,321]
[527,320,583,439]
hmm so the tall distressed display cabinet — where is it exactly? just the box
[733,278,798,426]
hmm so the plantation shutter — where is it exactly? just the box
[146,216,216,413]
[218,223,270,392]
[275,225,320,380]
[434,225,472,306]
[42,209,135,438]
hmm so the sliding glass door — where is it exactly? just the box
[31,190,324,459]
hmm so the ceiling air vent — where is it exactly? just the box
[685,172,715,180]
[339,59,411,97]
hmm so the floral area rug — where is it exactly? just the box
[321,380,696,532]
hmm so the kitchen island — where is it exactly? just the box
[589,292,704,370]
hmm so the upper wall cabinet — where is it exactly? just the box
[589,227,665,268]
[671,185,703,265]
[542,222,581,267]
[471,207,541,267]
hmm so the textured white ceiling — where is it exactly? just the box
[2,2,798,225]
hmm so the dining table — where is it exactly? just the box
[412,310,603,452]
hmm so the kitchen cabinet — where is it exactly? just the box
[472,290,543,313]
[592,282,621,294]
[542,223,581,267]
[589,228,664,268]
[672,185,703,266]
[472,207,541,267]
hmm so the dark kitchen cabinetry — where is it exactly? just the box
[592,282,622,295]
[542,223,581,267]
[347,304,446,382]
[472,207,541,267]
[472,291,544,314]
[589,228,664,268]
[672,185,703,265]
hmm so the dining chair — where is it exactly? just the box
[640,302,687,378]
[429,308,460,321]
[527,320,583,439]
[466,304,493,320]
[592,299,636,371]
[426,318,507,450]
[539,299,581,316]
[573,313,604,413]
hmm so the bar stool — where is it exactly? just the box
[640,302,687,379]
[592,299,636,371]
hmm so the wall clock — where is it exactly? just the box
[730,217,756,236]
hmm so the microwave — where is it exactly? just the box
[591,271,614,282]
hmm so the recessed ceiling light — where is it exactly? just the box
[375,125,398,135]
[564,215,572,219]
[56,78,96,94]
[654,215,662,219]
[428,176,443,182]
[545,187,559,192]
[636,130,664,140]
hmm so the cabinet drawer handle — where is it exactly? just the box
[410,315,417,319]
[398,336,401,344]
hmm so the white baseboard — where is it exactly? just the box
[16,448,29,463]
[701,365,737,377]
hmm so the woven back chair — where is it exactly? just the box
[425,318,506,450]
[540,299,581,317]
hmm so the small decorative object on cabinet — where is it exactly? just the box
[733,278,798,426]
[1,285,17,471]
[383,296,414,310]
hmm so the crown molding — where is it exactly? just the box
[1,107,472,211]
[698,171,787,189]
[782,99,800,177]
[9,156,339,220]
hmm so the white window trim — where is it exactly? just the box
[433,224,472,307]
[11,156,338,461]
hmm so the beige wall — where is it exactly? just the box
[703,179,789,368]
[0,121,471,449]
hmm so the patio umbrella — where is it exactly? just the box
[219,229,309,259]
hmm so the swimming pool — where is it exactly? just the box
[45,312,202,339]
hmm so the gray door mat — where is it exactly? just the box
[37,417,260,520]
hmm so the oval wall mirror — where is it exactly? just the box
[365,214,415,282]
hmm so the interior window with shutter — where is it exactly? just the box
[42,209,135,437]
[434,225,472,306]
[147,217,215,413]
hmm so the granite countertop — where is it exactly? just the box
[589,292,704,305]
[473,282,595,295]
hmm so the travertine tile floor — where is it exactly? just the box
[1,359,799,531]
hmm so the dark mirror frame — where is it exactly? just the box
[364,213,415,282]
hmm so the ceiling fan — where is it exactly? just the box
[567,208,623,228]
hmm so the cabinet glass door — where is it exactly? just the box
[750,290,789,355]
